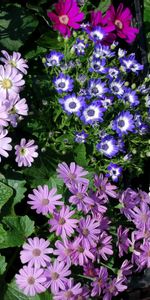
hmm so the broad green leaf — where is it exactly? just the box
[37,31,63,50]
[0,182,13,210]
[144,0,150,22]
[98,0,111,13]
[0,255,7,275]
[25,46,47,59]
[74,143,87,167]
[7,175,27,208]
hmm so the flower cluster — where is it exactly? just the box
[0,51,38,167]
[15,162,150,299]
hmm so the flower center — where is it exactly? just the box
[98,278,102,286]
[115,19,123,29]
[19,147,26,155]
[69,101,77,109]
[78,246,84,253]
[51,272,59,280]
[82,228,89,236]
[92,87,98,94]
[42,198,49,205]
[102,144,109,151]
[27,276,35,285]
[9,60,17,67]
[64,290,73,298]
[59,217,66,225]
[118,120,125,128]
[32,248,41,256]
[76,193,84,200]
[1,79,12,89]
[112,85,119,93]
[59,15,69,25]
[87,109,95,117]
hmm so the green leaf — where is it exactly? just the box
[0,255,7,275]
[37,31,63,50]
[73,143,87,167]
[0,182,13,210]
[25,46,47,59]
[7,174,27,208]
[144,0,150,22]
[98,0,111,13]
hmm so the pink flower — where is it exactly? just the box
[15,265,46,296]
[4,94,28,127]
[105,4,139,43]
[47,0,84,37]
[0,50,28,74]
[77,215,101,248]
[27,185,62,215]
[0,129,12,161]
[49,205,78,239]
[20,237,53,268]
[0,105,9,127]
[54,239,73,264]
[71,237,94,266]
[15,138,38,167]
[53,279,82,300]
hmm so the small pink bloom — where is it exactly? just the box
[0,129,12,161]
[0,50,28,74]
[15,138,38,167]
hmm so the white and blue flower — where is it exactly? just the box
[45,51,64,67]
[112,111,135,136]
[96,135,119,158]
[73,38,88,56]
[87,26,106,43]
[74,131,88,143]
[123,88,139,107]
[81,102,105,124]
[59,94,85,116]
[107,162,123,182]
[88,78,108,98]
[110,80,124,97]
[53,73,74,93]
[89,58,107,74]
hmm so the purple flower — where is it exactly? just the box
[57,162,89,187]
[0,129,12,161]
[74,131,88,143]
[15,265,46,296]
[0,50,28,74]
[44,259,71,294]
[119,188,138,219]
[59,94,85,116]
[94,232,113,261]
[123,88,139,107]
[120,54,143,73]
[117,226,130,257]
[94,173,118,201]
[93,44,115,59]
[77,215,100,248]
[89,58,107,74]
[73,38,88,55]
[81,102,105,124]
[71,237,94,266]
[117,260,133,279]
[107,162,123,182]
[91,267,108,297]
[0,105,9,127]
[86,191,107,217]
[74,286,90,299]
[53,279,82,300]
[103,277,127,300]
[49,205,78,239]
[87,26,106,43]
[130,202,150,230]
[96,135,119,158]
[20,237,53,268]
[5,94,28,127]
[27,185,62,215]
[15,138,38,167]
[45,51,64,67]
[68,183,94,213]
[0,65,25,98]
[83,262,98,278]
[112,111,135,136]
[53,73,74,93]
[54,239,73,264]
[87,78,108,98]
[140,241,150,268]
[107,67,120,80]
[110,80,124,97]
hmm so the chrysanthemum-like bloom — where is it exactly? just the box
[81,102,105,124]
[0,105,9,127]
[0,129,12,162]
[96,135,119,158]
[5,94,28,127]
[94,232,113,261]
[91,267,108,297]
[57,161,89,187]
[47,0,84,38]
[105,4,139,43]
[107,162,123,182]
[44,259,71,294]
[71,237,95,266]
[73,38,88,55]
[110,80,124,97]
[93,44,115,59]
[0,65,25,98]
[117,260,133,279]
[15,138,38,167]
[74,131,88,144]
[123,88,139,107]
[94,173,118,201]
[112,111,135,136]
[49,205,78,239]
[15,265,46,296]
[0,50,28,74]
[117,226,130,257]
[45,51,64,67]
[59,94,85,116]
[77,215,100,248]
[54,239,73,264]
[88,78,108,98]
[89,58,107,74]
[53,278,82,300]
[20,237,53,268]
[68,183,94,213]
[103,276,127,299]
[28,185,62,215]
[53,73,74,93]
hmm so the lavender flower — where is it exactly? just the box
[68,183,94,213]
[107,162,123,182]
[117,226,130,257]
[94,232,113,261]
[94,173,118,201]
[45,51,64,67]
[15,138,38,167]
[71,237,94,266]
[117,260,133,279]
[0,65,25,98]
[103,277,127,299]
[59,94,85,116]
[56,162,89,187]
[54,239,73,264]
[0,129,12,161]
[130,202,150,230]
[91,267,108,297]
[112,111,135,136]
[5,94,28,127]
[0,50,28,74]
[96,135,119,158]
[53,73,74,93]
[119,188,139,219]
[0,105,9,127]
[53,279,82,300]
[77,215,100,248]
[140,241,150,268]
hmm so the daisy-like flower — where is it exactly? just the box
[54,239,73,263]
[57,161,89,187]
[112,111,135,136]
[130,202,150,230]
[27,185,62,215]
[77,215,100,248]
[5,94,28,127]
[20,237,53,268]
[0,65,25,98]
[59,94,85,116]
[44,259,71,294]
[74,131,88,143]
[110,80,124,97]
[0,129,12,162]
[68,183,94,213]
[91,267,108,297]
[47,0,84,38]
[96,135,119,158]
[73,38,88,56]
[88,78,108,98]
[71,237,95,266]
[15,138,38,167]
[123,88,139,107]
[107,67,120,80]
[53,73,74,93]
[103,277,127,299]
[93,44,115,59]
[89,58,107,74]
[0,50,28,74]
[94,173,118,201]
[117,260,133,279]
[45,51,64,67]
[49,205,78,239]
[15,265,46,296]
[53,279,82,300]
[94,232,113,261]
[0,105,9,127]
[120,54,143,73]
[107,162,123,182]
[81,102,105,124]
[117,226,130,257]
[87,26,106,43]
[99,96,113,109]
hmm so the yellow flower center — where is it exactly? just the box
[59,15,69,25]
[19,147,26,156]
[1,79,12,89]
[9,60,17,67]
[115,19,123,29]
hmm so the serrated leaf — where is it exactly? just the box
[0,182,13,210]
[0,255,7,275]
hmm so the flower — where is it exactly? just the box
[94,173,118,201]
[140,241,150,268]
[0,50,28,74]
[123,88,139,107]
[68,183,94,213]
[130,202,150,230]
[117,260,133,279]
[99,96,114,109]
[93,44,115,59]
[120,54,143,73]
[5,94,28,127]
[107,162,123,182]
[89,58,107,74]
[96,135,119,158]
[47,0,84,37]
[53,279,82,300]
[87,26,106,43]
[73,38,88,55]
[59,94,85,116]
[71,237,94,266]
[0,129,12,162]
[110,80,124,96]
[91,267,108,297]
[15,138,38,167]
[81,102,105,124]
[0,105,9,127]
[103,276,127,299]
[15,265,46,296]
[27,185,62,215]
[20,237,53,268]
[53,73,74,93]
[119,188,138,219]
[105,4,139,43]
[74,131,88,143]
[45,51,64,67]
[117,226,130,257]
[77,215,101,248]
[94,232,113,261]
[44,259,71,294]
[0,65,25,98]
[88,78,108,98]
[57,162,89,187]
[112,111,135,136]
[54,239,73,263]
[49,205,78,239]
[107,67,120,80]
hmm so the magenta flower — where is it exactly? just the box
[0,50,28,74]
[49,205,78,239]
[28,185,62,215]
[57,162,89,187]
[91,267,108,297]
[105,4,139,43]
[0,65,25,98]
[117,225,130,257]
[77,215,100,248]
[15,265,46,296]
[20,237,53,268]
[71,237,94,266]
[15,138,38,167]
[0,129,12,161]
[44,259,71,294]
[68,183,94,213]
[103,277,127,300]
[53,279,82,300]
[47,0,84,38]
[54,239,73,264]
[94,173,118,202]
[94,232,113,261]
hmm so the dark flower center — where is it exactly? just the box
[112,85,119,93]
[51,59,57,65]
[102,144,109,151]
[65,290,73,297]
[76,192,84,200]
[118,120,125,127]
[32,248,41,257]
[115,19,123,29]
[92,87,98,94]
[27,276,35,285]
[42,198,49,205]
[78,246,84,253]
[93,64,100,70]
[82,228,89,236]
[112,170,117,175]
[69,101,77,109]
[58,82,65,88]
[59,217,66,225]
[87,109,95,117]
[51,272,59,280]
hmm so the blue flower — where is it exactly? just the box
[89,58,107,74]
[93,44,115,59]
[87,26,106,43]
[73,38,88,55]
[45,51,64,67]
[74,131,88,143]
[112,111,135,136]
[107,67,120,81]
[99,96,114,109]
[96,135,119,158]
[110,80,125,97]
[53,73,74,93]
[107,163,123,182]
[87,78,108,98]
[81,102,105,124]
[59,94,85,116]
[120,54,143,73]
[123,88,139,107]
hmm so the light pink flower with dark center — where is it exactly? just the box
[53,278,82,300]
[15,265,46,296]
[20,237,53,268]
[44,259,71,294]
[94,232,113,261]
[68,183,94,213]
[0,50,28,74]
[28,185,62,215]
[77,215,101,248]
[54,239,73,264]
[94,173,118,202]
[0,129,12,161]
[71,237,95,266]
[15,138,38,167]
[47,0,84,38]
[0,65,25,98]
[49,205,78,239]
